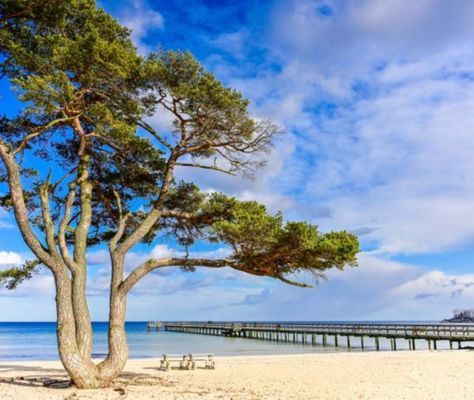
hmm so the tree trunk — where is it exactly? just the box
[97,254,129,386]
[52,252,133,389]
[97,290,128,386]
[71,269,93,359]
[54,269,101,389]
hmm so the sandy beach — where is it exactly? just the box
[0,351,473,399]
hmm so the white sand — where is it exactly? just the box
[0,351,473,399]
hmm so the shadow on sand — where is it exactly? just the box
[0,363,171,390]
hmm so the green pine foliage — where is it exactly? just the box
[0,0,359,289]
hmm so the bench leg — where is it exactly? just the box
[208,361,215,369]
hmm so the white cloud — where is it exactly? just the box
[0,272,54,298]
[0,251,22,266]
[118,0,164,54]
[233,253,474,321]
[4,248,474,321]
[6,0,474,320]
[197,0,474,256]
[208,30,251,59]
[95,252,474,320]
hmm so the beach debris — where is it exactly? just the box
[114,387,126,395]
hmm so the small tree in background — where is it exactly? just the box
[0,0,359,389]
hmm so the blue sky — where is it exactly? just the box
[2,0,474,321]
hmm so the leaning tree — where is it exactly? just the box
[0,0,359,389]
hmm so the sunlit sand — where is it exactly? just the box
[1,351,473,399]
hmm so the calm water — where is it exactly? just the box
[0,322,342,361]
[0,321,462,361]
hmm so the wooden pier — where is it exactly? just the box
[161,322,474,351]
[147,321,161,331]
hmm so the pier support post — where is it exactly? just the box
[347,336,350,348]
[361,337,364,350]
[335,335,338,347]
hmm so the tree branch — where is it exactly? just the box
[12,116,75,155]
[71,117,92,268]
[0,259,41,290]
[175,162,236,175]
[159,209,196,219]
[58,183,77,270]
[137,120,173,151]
[275,275,313,288]
[109,189,131,251]
[0,141,58,269]
[119,257,232,294]
[115,149,180,255]
[38,172,60,259]
[0,10,27,25]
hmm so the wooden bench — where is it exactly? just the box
[188,353,215,369]
[159,354,192,371]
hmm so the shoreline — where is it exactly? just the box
[1,350,473,399]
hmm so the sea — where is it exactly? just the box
[0,321,461,361]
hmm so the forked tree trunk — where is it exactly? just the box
[55,255,129,389]
[54,270,101,389]
[55,288,128,388]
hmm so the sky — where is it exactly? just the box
[2,0,474,321]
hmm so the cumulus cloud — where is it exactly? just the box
[236,288,271,306]
[231,253,474,321]
[0,251,22,266]
[0,266,54,298]
[117,0,164,54]
[4,0,474,320]
[199,0,474,256]
[79,0,474,317]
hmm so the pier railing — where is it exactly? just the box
[163,322,474,339]
[159,321,474,351]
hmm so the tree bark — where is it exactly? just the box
[54,269,100,389]
[97,254,129,386]
[72,163,94,359]
[70,121,94,360]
